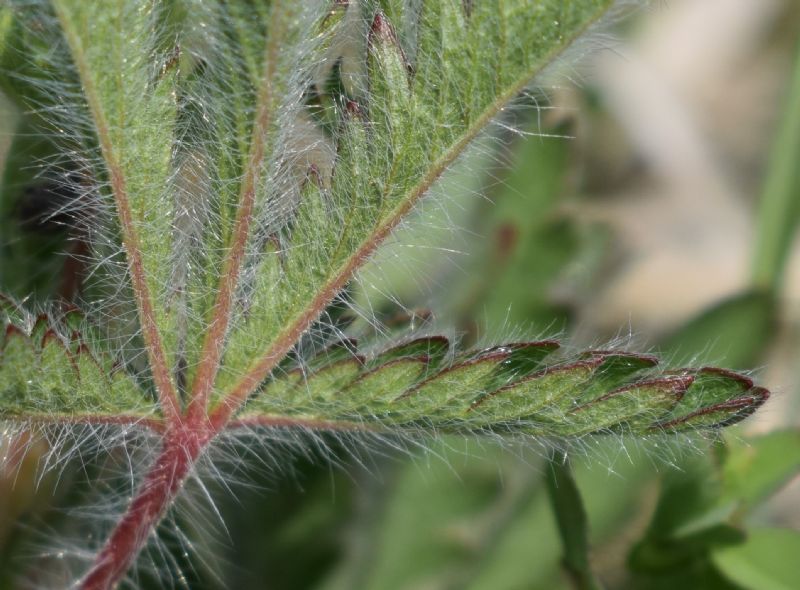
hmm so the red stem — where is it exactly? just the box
[80,422,212,590]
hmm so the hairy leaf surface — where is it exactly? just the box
[237,339,768,435]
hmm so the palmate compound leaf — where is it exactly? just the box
[0,0,772,466]
[236,337,769,436]
[0,1,775,587]
[0,0,771,440]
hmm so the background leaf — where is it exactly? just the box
[712,528,800,590]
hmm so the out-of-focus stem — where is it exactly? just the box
[545,454,604,590]
[752,39,800,292]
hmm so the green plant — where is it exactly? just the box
[0,1,775,589]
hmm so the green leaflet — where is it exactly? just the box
[212,0,618,406]
[628,431,800,588]
[713,528,800,590]
[238,339,768,436]
[0,315,156,422]
[51,0,182,364]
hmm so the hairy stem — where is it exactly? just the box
[53,0,181,424]
[80,423,212,590]
[187,1,285,421]
[81,408,371,589]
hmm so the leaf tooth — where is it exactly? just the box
[580,350,659,365]
[308,337,360,370]
[59,303,84,331]
[468,357,606,421]
[695,366,754,389]
[74,343,110,386]
[338,355,430,413]
[485,340,561,384]
[3,322,31,351]
[398,350,509,398]
[40,328,64,349]
[664,366,756,422]
[391,350,511,419]
[564,351,660,409]
[0,324,36,410]
[370,335,450,368]
[368,10,412,103]
[30,313,50,344]
[253,368,307,412]
[369,11,408,69]
[297,356,367,407]
[656,386,770,431]
[38,329,80,407]
[563,375,695,435]
[589,375,693,407]
[41,328,73,357]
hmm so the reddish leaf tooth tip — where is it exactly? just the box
[306,164,323,187]
[41,328,63,347]
[749,386,770,402]
[5,323,24,337]
[370,11,395,42]
[345,99,364,118]
[467,349,514,363]
[74,342,94,357]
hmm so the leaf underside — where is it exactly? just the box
[0,1,770,440]
[1,305,767,436]
[0,302,158,424]
[236,337,770,436]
